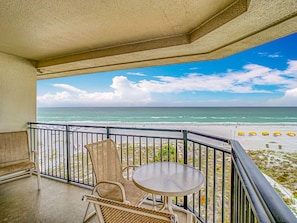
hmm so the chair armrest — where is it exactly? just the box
[122,165,139,172]
[122,165,139,180]
[93,180,129,203]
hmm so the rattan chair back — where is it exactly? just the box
[84,138,147,205]
[85,138,124,184]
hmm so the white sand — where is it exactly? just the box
[185,123,297,152]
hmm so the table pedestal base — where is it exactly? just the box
[159,196,174,214]
[148,197,198,223]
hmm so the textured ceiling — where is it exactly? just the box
[0,0,297,79]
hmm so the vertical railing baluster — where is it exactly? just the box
[205,146,209,222]
[54,129,57,177]
[175,139,178,162]
[63,129,66,180]
[183,130,188,165]
[183,130,188,210]
[119,136,123,163]
[45,129,48,175]
[66,125,71,182]
[139,136,142,165]
[132,136,135,165]
[231,159,235,223]
[146,137,149,164]
[58,130,61,178]
[126,136,129,167]
[165,139,168,162]
[213,149,216,221]
[81,132,84,184]
[153,138,156,162]
[222,152,226,222]
[198,144,202,217]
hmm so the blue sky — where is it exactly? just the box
[37,32,297,107]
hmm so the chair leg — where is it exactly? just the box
[82,189,98,222]
[34,150,41,190]
[83,202,96,222]
[36,168,41,190]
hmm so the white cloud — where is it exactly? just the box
[126,72,146,76]
[285,60,297,74]
[38,60,297,106]
[268,88,297,106]
[189,67,198,70]
[258,52,282,58]
[139,62,296,94]
[38,76,151,106]
[53,84,86,94]
[268,53,282,58]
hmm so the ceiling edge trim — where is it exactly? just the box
[36,0,250,70]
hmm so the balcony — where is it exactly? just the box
[1,122,296,222]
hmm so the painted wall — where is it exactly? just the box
[0,52,36,132]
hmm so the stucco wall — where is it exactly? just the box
[0,52,36,132]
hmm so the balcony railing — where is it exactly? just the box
[28,122,296,223]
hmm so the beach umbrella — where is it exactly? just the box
[249,131,257,136]
[237,131,245,136]
[287,131,296,137]
[273,131,282,136]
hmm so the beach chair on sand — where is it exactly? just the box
[83,195,177,223]
[83,138,148,222]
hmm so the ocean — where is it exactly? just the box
[37,107,297,124]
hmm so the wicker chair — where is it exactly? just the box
[83,138,148,222]
[83,195,176,223]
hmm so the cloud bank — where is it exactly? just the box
[37,60,297,107]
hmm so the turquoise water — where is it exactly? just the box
[37,107,297,124]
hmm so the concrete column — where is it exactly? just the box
[0,52,36,132]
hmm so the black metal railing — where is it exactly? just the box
[27,122,296,223]
[230,140,297,223]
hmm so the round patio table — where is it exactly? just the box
[132,162,204,214]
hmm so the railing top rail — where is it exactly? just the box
[231,140,297,223]
[28,122,231,142]
[187,130,230,144]
[28,122,182,132]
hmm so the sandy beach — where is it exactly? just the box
[189,123,297,152]
[183,124,297,152]
[106,122,297,153]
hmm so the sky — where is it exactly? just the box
[37,32,297,107]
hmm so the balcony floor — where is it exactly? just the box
[0,176,194,223]
[0,176,96,223]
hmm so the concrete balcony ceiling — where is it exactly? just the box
[1,0,297,79]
